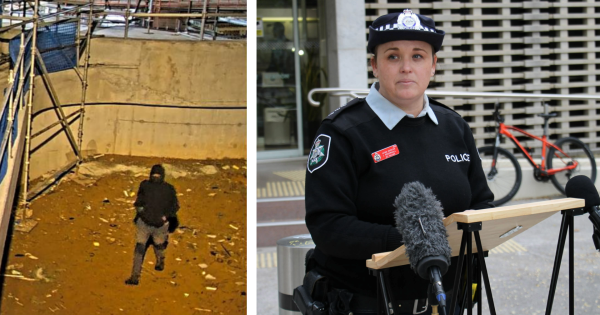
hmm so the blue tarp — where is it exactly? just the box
[1,20,77,183]
[9,20,78,75]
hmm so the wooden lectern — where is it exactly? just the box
[366,198,585,315]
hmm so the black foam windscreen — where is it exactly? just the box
[393,181,451,271]
[565,175,600,208]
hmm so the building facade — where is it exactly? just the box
[257,0,600,160]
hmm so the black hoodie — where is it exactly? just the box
[134,164,180,227]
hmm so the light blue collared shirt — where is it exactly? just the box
[365,82,438,130]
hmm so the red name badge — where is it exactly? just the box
[371,145,399,163]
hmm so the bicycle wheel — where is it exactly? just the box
[547,137,597,195]
[478,146,522,206]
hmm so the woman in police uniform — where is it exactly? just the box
[304,10,494,315]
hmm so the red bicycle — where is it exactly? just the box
[478,102,597,206]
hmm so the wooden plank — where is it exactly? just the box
[450,198,583,223]
[366,198,584,270]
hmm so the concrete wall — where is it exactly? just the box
[29,38,246,179]
[325,0,368,112]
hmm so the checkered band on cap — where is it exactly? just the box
[377,24,439,33]
[368,9,445,53]
[377,9,437,32]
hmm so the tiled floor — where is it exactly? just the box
[257,251,278,269]
[257,158,307,200]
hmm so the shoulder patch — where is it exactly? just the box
[324,98,365,121]
[307,134,331,173]
[429,98,461,117]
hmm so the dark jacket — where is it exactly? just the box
[134,165,180,227]
[305,98,494,300]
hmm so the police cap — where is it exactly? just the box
[368,9,445,54]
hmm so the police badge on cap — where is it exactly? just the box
[397,9,422,30]
[368,9,445,54]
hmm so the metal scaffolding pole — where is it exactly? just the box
[7,53,16,159]
[0,35,27,167]
[185,0,191,34]
[75,6,81,67]
[20,0,39,208]
[11,0,96,206]
[16,32,27,128]
[34,50,83,160]
[77,0,93,161]
[212,6,218,41]
[146,0,153,33]
[1,31,27,163]
[124,0,131,38]
[199,0,208,40]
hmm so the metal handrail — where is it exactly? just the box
[0,2,94,33]
[308,88,600,106]
[0,33,33,170]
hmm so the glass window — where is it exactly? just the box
[257,0,325,159]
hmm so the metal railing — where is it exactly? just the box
[2,0,247,40]
[308,87,600,153]
[0,1,96,208]
[0,32,32,174]
[308,88,600,107]
[57,0,246,8]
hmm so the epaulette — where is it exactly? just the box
[428,97,461,117]
[324,97,365,121]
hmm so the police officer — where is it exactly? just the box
[304,10,494,315]
[125,164,179,285]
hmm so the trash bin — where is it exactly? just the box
[277,234,315,315]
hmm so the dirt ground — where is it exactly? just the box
[0,155,247,315]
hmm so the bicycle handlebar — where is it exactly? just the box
[493,101,556,124]
[493,101,504,123]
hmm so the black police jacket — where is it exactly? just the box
[305,98,494,300]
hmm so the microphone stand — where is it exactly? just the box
[429,283,440,315]
[545,208,586,315]
[372,268,397,315]
[448,222,497,315]
[370,221,497,315]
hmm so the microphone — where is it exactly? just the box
[394,181,451,313]
[565,175,600,250]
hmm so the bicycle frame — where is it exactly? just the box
[494,122,578,176]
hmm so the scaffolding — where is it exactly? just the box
[40,0,249,39]
[0,0,246,219]
[0,0,96,217]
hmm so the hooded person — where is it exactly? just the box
[125,164,180,285]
